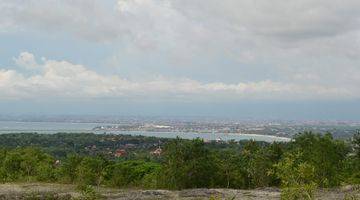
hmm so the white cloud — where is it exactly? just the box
[1,1,360,102]
[0,52,355,101]
[2,0,360,47]
[2,0,360,60]
[0,0,126,42]
[13,52,40,69]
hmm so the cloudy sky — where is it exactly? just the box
[1,0,360,119]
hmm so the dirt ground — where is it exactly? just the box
[0,183,359,200]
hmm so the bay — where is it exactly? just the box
[0,121,291,142]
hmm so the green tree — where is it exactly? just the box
[106,160,161,188]
[352,130,360,158]
[61,154,83,183]
[275,151,317,200]
[241,140,279,188]
[76,156,107,186]
[2,151,23,181]
[18,147,56,182]
[246,149,275,188]
[343,131,360,184]
[35,154,57,182]
[0,148,8,182]
[214,149,246,188]
[161,138,217,189]
[290,132,348,187]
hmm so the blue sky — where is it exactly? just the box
[1,0,360,119]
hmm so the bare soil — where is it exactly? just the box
[0,183,359,200]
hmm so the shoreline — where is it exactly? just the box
[104,130,292,142]
[0,129,291,142]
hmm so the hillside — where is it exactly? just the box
[0,132,359,199]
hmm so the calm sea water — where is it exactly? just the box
[0,121,290,142]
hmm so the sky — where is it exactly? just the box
[1,0,360,119]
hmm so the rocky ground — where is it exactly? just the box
[0,183,359,200]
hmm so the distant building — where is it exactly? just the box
[150,147,162,156]
[114,149,127,157]
[54,160,61,166]
[215,138,223,143]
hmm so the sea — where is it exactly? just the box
[0,121,291,142]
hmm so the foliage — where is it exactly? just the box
[274,151,317,199]
[213,149,246,188]
[289,132,349,187]
[352,130,360,158]
[105,160,161,188]
[60,154,83,183]
[0,147,56,182]
[161,138,217,189]
[76,185,103,200]
[0,131,358,191]
[76,156,107,186]
[343,130,360,184]
[0,133,170,159]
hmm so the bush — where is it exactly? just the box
[76,185,103,200]
[106,160,161,188]
[76,157,107,186]
[275,151,318,199]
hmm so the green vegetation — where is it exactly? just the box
[0,131,359,199]
[0,133,171,159]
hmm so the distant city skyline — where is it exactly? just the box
[1,0,360,119]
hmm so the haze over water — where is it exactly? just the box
[0,121,290,142]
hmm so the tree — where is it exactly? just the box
[60,154,83,183]
[0,148,8,182]
[20,148,43,180]
[161,138,217,189]
[214,149,246,188]
[290,132,348,187]
[106,160,161,188]
[76,156,107,186]
[246,148,275,188]
[2,151,23,181]
[352,130,360,158]
[343,131,360,184]
[18,148,56,182]
[275,151,317,200]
